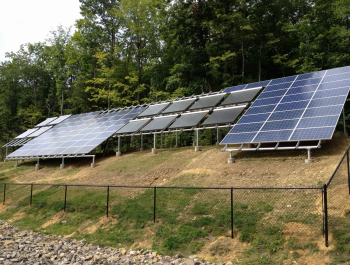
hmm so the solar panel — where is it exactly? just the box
[138,103,170,117]
[15,128,39,139]
[35,117,58,127]
[141,115,178,132]
[224,80,270,93]
[27,126,52,137]
[116,118,151,134]
[221,66,350,144]
[201,105,247,126]
[7,108,145,158]
[169,111,208,129]
[161,98,196,114]
[189,94,225,110]
[221,88,262,106]
[48,115,71,125]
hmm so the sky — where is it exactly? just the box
[0,0,82,62]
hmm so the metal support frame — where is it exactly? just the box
[35,158,40,171]
[152,133,157,154]
[305,148,313,163]
[323,184,328,247]
[140,134,144,151]
[14,159,18,168]
[175,131,178,148]
[60,157,65,169]
[116,137,121,156]
[228,151,234,164]
[91,156,96,168]
[343,108,348,136]
[216,126,219,145]
[195,130,200,152]
[5,146,8,158]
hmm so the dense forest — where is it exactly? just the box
[1,0,350,145]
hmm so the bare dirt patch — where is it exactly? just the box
[40,211,66,228]
[85,216,118,234]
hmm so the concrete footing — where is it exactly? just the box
[152,148,157,154]
[227,158,234,164]
[91,163,96,168]
[35,164,40,171]
[14,164,18,168]
[116,151,121,157]
[60,164,65,170]
[305,159,313,164]
[195,146,200,152]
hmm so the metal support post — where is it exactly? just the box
[195,130,200,152]
[91,155,96,168]
[323,184,329,247]
[60,157,65,169]
[231,187,233,239]
[343,108,348,136]
[5,146,8,157]
[3,184,6,205]
[140,134,144,151]
[64,185,67,212]
[347,151,350,195]
[35,158,40,171]
[106,186,109,217]
[152,134,157,154]
[305,148,312,163]
[30,184,33,206]
[228,151,234,163]
[216,127,219,145]
[153,187,156,223]
[174,132,178,148]
[14,159,18,168]
[116,137,121,156]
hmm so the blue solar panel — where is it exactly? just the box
[245,80,270,89]
[237,113,270,124]
[258,89,288,99]
[221,66,350,144]
[290,127,335,141]
[261,119,299,131]
[280,92,314,103]
[268,109,304,121]
[221,132,256,144]
[254,130,293,142]
[7,108,143,158]
[224,84,247,93]
[264,82,293,92]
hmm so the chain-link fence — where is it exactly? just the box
[0,182,324,246]
[324,145,350,247]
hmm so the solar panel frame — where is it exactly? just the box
[116,118,151,134]
[141,115,178,132]
[15,128,39,139]
[169,111,209,129]
[34,117,58,127]
[221,88,262,106]
[138,103,170,117]
[201,105,247,126]
[161,98,197,114]
[189,94,225,110]
[47,115,71,125]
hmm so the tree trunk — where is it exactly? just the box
[241,37,245,84]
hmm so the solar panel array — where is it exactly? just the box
[221,88,261,106]
[117,118,151,134]
[7,108,145,158]
[35,117,58,127]
[221,66,350,144]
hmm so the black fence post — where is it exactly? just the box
[106,186,109,217]
[347,151,350,195]
[64,185,67,212]
[3,184,6,205]
[154,187,156,223]
[30,184,33,206]
[323,184,329,247]
[231,187,233,239]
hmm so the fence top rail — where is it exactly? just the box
[326,144,350,187]
[0,182,323,190]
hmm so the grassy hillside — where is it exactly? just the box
[1,137,350,264]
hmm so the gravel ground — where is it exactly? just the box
[0,221,230,265]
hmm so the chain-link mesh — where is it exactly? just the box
[326,148,350,247]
